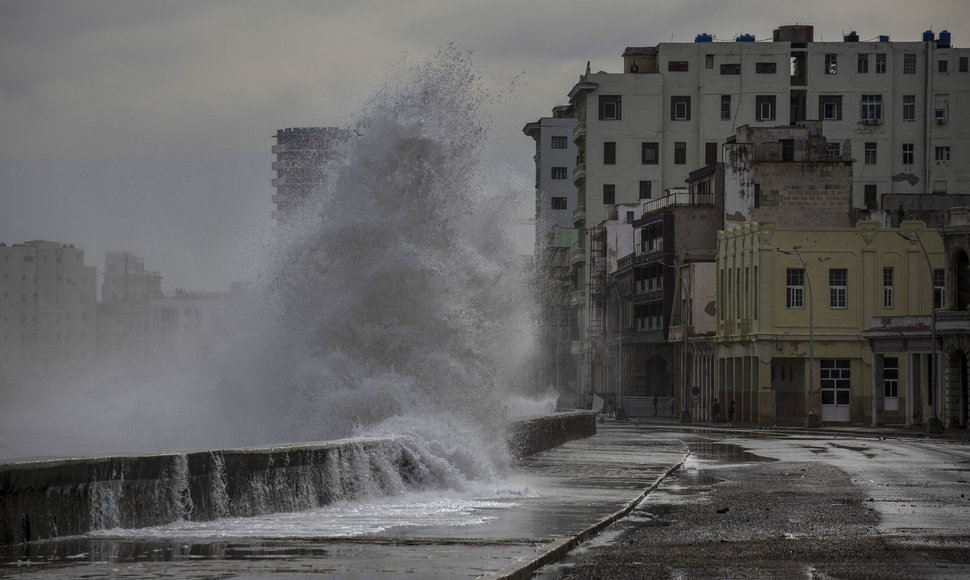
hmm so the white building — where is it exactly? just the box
[570,26,968,229]
[523,105,580,255]
[0,241,97,387]
[99,251,163,359]
[557,24,969,401]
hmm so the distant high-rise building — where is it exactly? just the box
[271,127,352,223]
[0,240,97,387]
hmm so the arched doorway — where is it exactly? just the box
[643,356,673,397]
[955,251,970,310]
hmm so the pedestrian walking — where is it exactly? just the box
[712,398,720,425]
[728,400,735,425]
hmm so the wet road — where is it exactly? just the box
[3,423,969,578]
[543,424,970,579]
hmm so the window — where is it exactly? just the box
[829,268,847,309]
[720,63,740,75]
[903,53,916,74]
[756,95,776,121]
[933,268,946,308]
[599,95,622,120]
[936,146,951,163]
[603,184,615,205]
[876,53,887,73]
[865,142,877,165]
[939,59,948,73]
[961,57,969,72]
[641,142,659,164]
[858,53,869,73]
[902,143,914,165]
[674,141,687,165]
[827,142,842,159]
[705,54,714,69]
[551,197,567,210]
[884,357,899,402]
[825,53,838,74]
[720,95,731,120]
[883,267,894,308]
[903,95,916,121]
[639,181,652,199]
[936,108,947,123]
[604,141,616,165]
[781,139,795,162]
[551,166,568,179]
[671,96,691,120]
[668,60,689,71]
[756,62,777,74]
[861,94,883,122]
[819,95,842,120]
[786,268,804,309]
[551,135,567,149]
[706,142,718,165]
[626,211,635,224]
[865,184,877,209]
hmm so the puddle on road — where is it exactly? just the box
[685,440,777,464]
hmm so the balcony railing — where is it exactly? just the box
[641,191,715,214]
[936,310,970,332]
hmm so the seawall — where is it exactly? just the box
[1,411,596,545]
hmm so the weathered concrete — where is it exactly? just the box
[505,410,597,459]
[1,411,596,546]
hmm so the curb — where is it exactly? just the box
[495,448,690,580]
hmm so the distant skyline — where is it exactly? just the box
[2,0,968,293]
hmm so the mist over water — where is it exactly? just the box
[1,47,545,483]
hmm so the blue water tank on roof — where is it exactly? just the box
[923,30,935,42]
[878,35,889,42]
[736,34,756,42]
[695,33,713,43]
[939,30,951,47]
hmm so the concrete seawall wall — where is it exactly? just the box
[1,411,596,545]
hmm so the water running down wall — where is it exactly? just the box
[0,412,596,546]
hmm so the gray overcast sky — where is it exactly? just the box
[2,1,968,293]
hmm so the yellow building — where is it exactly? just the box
[717,221,942,425]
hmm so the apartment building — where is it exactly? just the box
[0,241,97,387]
[551,24,968,408]
[271,127,352,223]
[99,251,163,359]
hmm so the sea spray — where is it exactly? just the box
[0,47,537,487]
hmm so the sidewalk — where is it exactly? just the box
[1,423,689,579]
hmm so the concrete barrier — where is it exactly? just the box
[505,410,598,459]
[1,412,596,545]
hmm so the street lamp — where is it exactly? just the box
[778,246,820,428]
[898,231,944,433]
[660,258,692,424]
[609,278,625,419]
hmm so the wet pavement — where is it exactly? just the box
[542,422,970,579]
[3,422,970,578]
[0,423,688,579]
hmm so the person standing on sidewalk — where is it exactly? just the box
[712,399,720,425]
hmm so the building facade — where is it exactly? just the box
[272,127,352,223]
[549,24,968,406]
[719,221,943,425]
[99,251,163,359]
[0,241,97,387]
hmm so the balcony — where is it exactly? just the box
[572,205,586,225]
[936,310,970,333]
[573,122,586,140]
[641,191,715,215]
[573,163,586,183]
